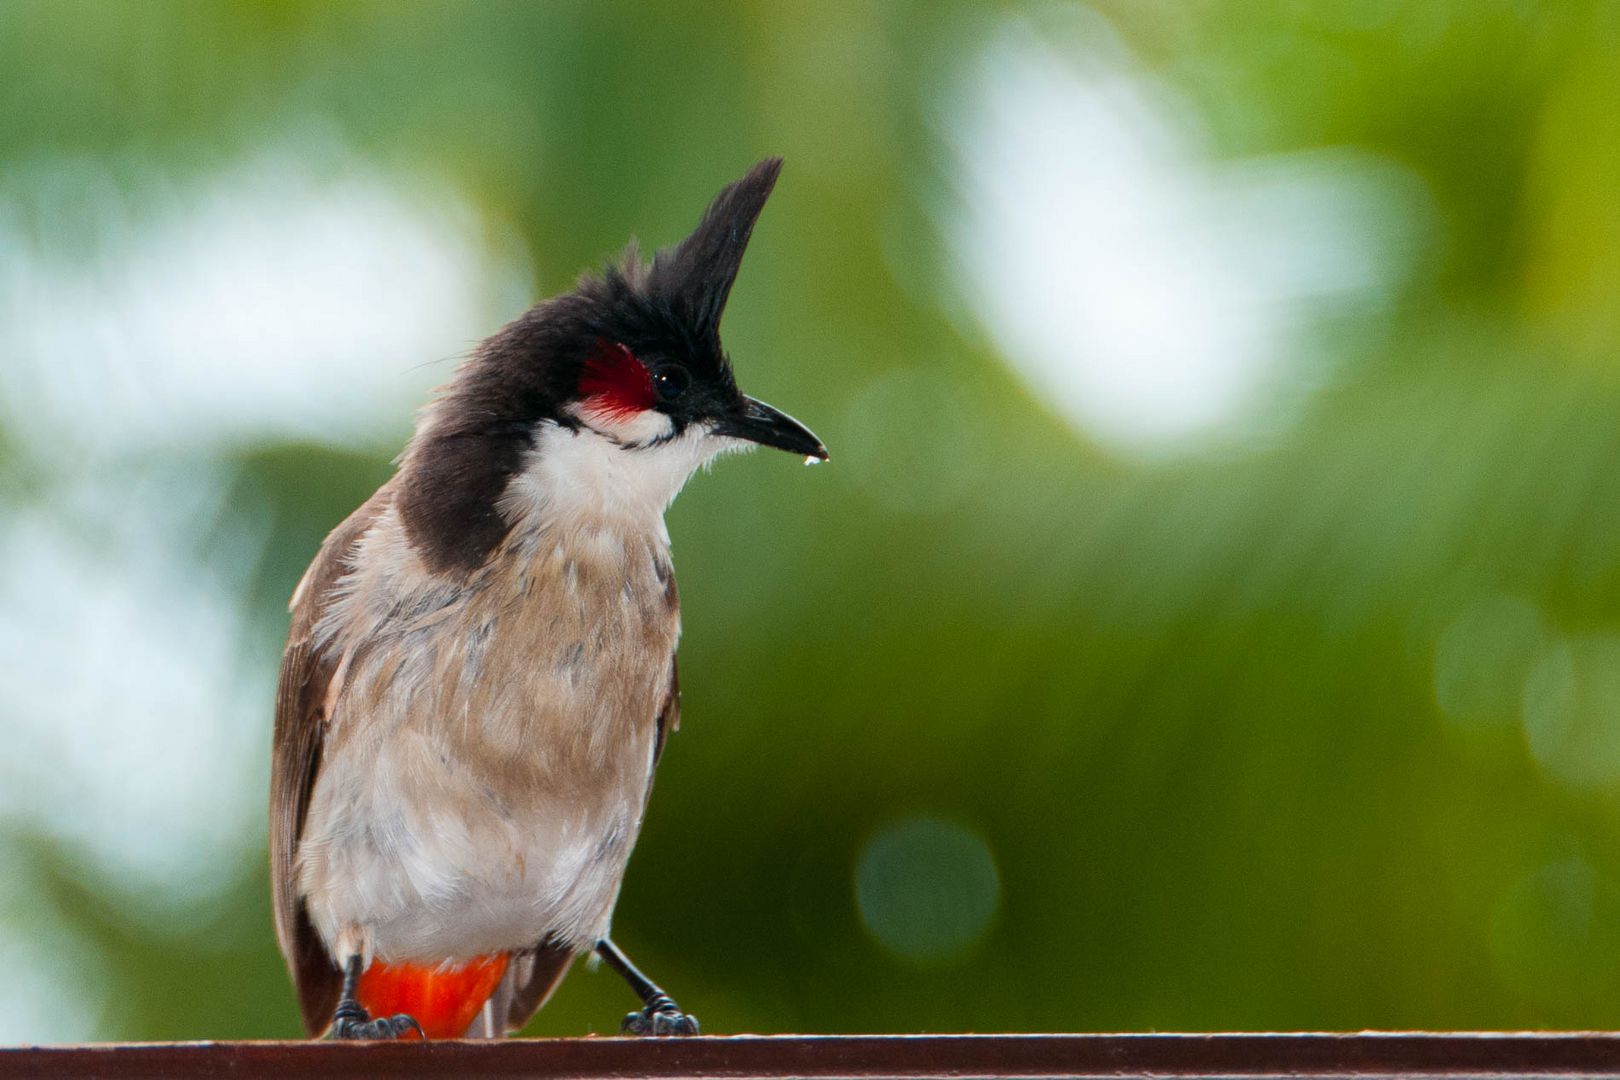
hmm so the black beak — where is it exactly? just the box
[714,395,829,460]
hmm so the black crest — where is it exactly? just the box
[645,157,782,347]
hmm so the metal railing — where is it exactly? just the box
[10,1032,1620,1079]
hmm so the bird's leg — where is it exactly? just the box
[595,938,700,1036]
[328,955,426,1041]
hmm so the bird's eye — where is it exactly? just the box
[652,366,691,401]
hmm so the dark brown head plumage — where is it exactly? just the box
[394,158,786,574]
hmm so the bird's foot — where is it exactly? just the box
[329,1001,425,1041]
[621,993,699,1036]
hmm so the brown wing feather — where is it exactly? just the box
[270,484,392,1036]
[652,657,680,771]
[463,938,576,1037]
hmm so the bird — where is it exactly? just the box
[270,157,825,1041]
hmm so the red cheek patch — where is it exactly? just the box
[579,340,655,421]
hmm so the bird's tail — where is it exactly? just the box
[357,953,511,1040]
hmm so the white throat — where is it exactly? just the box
[499,411,739,536]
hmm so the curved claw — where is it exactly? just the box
[622,1005,700,1037]
[332,1012,426,1040]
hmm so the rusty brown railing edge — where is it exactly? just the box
[8,1031,1620,1078]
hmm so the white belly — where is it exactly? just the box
[301,724,650,962]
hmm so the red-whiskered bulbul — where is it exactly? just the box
[271,158,825,1040]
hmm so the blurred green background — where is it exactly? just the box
[3,0,1620,1042]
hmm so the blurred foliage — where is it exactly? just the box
[4,0,1620,1041]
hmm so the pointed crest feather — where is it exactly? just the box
[647,157,782,342]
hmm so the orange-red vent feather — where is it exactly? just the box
[357,953,510,1040]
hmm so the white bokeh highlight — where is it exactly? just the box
[945,14,1424,455]
[0,138,530,459]
[0,466,266,901]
